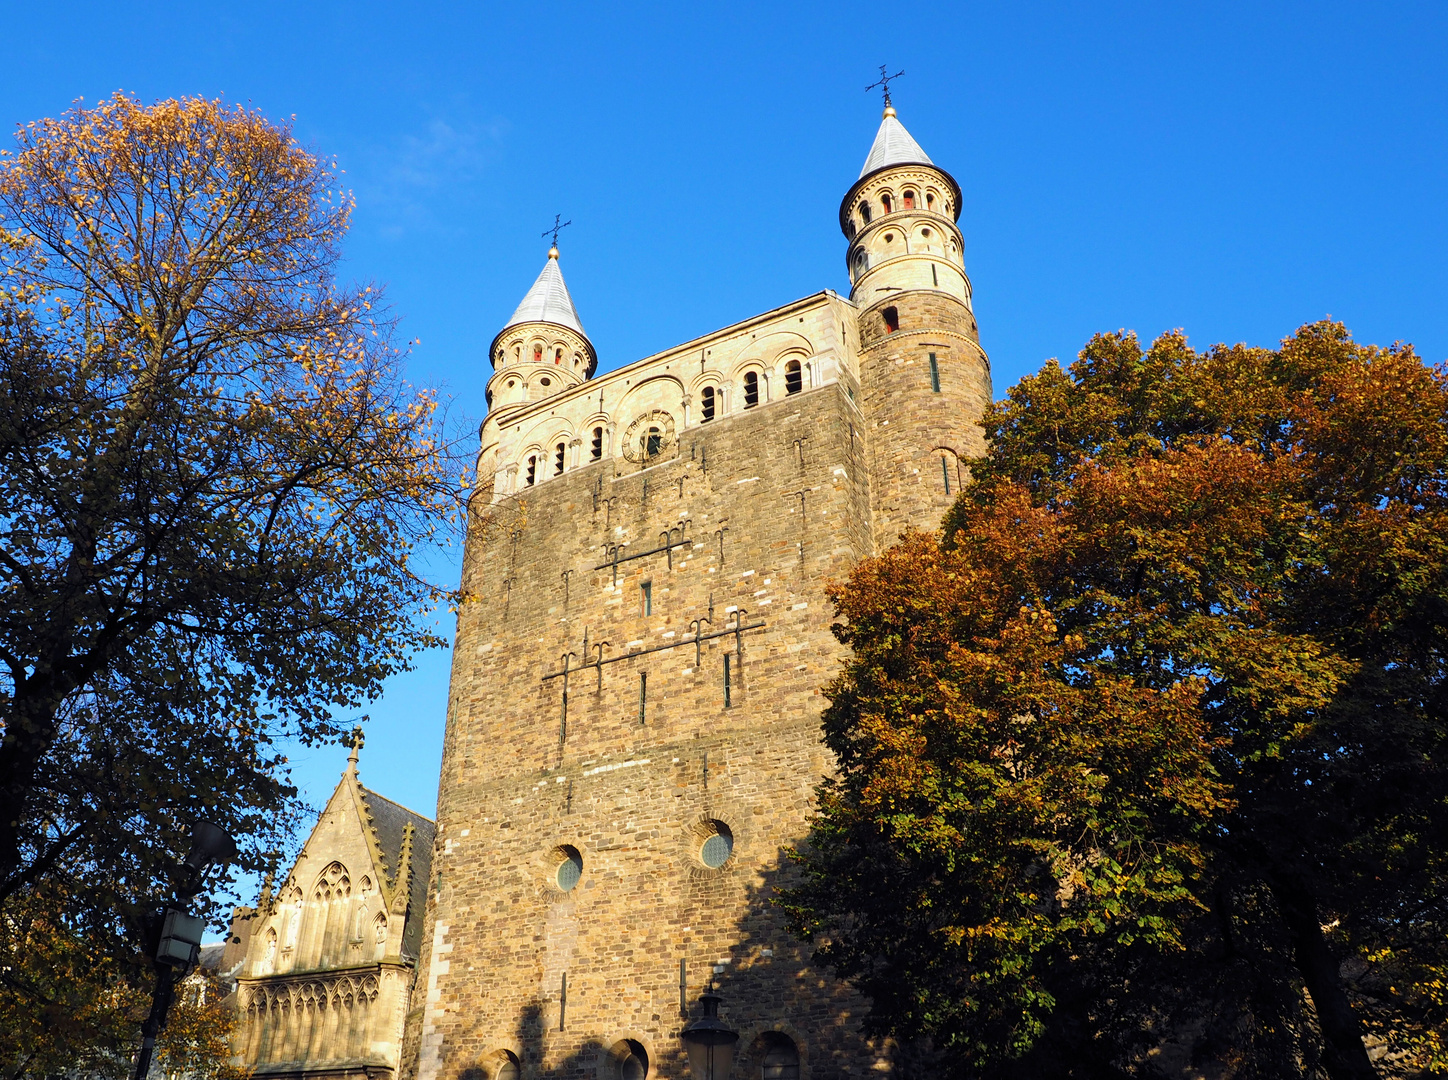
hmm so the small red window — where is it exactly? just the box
[883,306,899,333]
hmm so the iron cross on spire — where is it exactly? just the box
[866,65,905,108]
[542,214,572,248]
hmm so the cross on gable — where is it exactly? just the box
[866,65,905,108]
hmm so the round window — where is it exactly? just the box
[883,232,894,242]
[701,828,733,868]
[555,846,582,891]
[540,377,551,387]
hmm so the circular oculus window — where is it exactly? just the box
[555,846,583,891]
[701,828,733,868]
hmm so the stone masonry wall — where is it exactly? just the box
[856,288,992,546]
[407,381,890,1080]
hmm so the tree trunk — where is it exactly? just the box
[1270,874,1378,1080]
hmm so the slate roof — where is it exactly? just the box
[357,785,435,961]
[501,251,587,338]
[859,110,933,178]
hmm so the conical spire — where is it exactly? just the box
[859,106,933,178]
[500,247,587,338]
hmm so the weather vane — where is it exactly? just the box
[865,65,905,108]
[543,214,573,249]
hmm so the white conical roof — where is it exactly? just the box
[859,108,933,178]
[501,249,587,337]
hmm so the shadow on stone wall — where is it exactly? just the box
[702,841,895,1080]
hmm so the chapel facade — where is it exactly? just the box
[404,101,991,1080]
[233,744,436,1080]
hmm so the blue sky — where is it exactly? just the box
[4,1,1445,888]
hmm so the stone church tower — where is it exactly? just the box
[404,101,991,1080]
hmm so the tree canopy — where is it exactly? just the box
[0,93,460,967]
[784,323,1448,1079]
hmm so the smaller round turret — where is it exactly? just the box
[486,246,596,414]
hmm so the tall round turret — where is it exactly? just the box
[843,105,993,546]
[485,246,596,415]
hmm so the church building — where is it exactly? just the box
[402,97,992,1080]
[233,742,436,1080]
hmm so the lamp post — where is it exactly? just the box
[681,987,739,1080]
[132,821,238,1080]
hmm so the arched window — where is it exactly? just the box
[859,201,872,224]
[608,1040,648,1080]
[591,427,604,460]
[939,449,963,495]
[881,192,893,214]
[785,360,802,395]
[554,347,563,364]
[743,371,760,408]
[926,191,936,210]
[701,386,716,422]
[554,442,566,475]
[903,189,916,209]
[494,1054,521,1080]
[533,344,543,362]
[526,456,537,486]
[761,1034,800,1080]
[882,306,899,334]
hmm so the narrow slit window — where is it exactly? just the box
[526,456,537,486]
[743,372,760,408]
[785,360,802,395]
[554,442,566,475]
[942,455,952,495]
[641,581,652,616]
[932,263,939,287]
[701,386,716,422]
[591,427,603,460]
[883,306,899,334]
[638,672,647,725]
[723,653,732,708]
[929,353,940,392]
[859,201,872,224]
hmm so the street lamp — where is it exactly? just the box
[681,987,739,1080]
[132,821,237,1080]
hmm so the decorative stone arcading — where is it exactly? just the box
[243,971,381,1015]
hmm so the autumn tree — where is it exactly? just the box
[0,884,246,1079]
[0,93,459,962]
[784,323,1448,1079]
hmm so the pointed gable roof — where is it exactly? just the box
[279,743,435,960]
[501,249,587,337]
[859,108,933,178]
